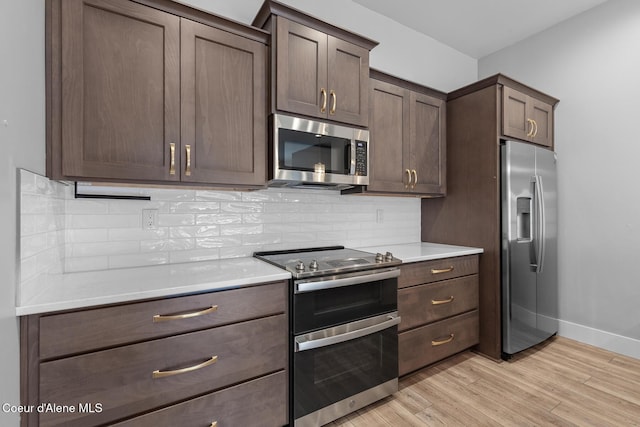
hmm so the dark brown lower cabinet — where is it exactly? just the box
[21,281,288,427]
[398,256,480,376]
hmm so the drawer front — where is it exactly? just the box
[399,310,479,376]
[39,280,287,359]
[39,314,287,427]
[113,371,287,427]
[398,274,478,331]
[398,255,478,289]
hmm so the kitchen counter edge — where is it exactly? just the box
[16,257,292,316]
[357,242,483,264]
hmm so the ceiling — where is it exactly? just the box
[352,0,609,58]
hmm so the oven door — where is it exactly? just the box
[292,268,399,335]
[293,312,400,425]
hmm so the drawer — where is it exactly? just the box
[113,371,287,427]
[398,255,478,289]
[39,314,287,427]
[399,310,479,376]
[398,274,478,332]
[39,280,287,359]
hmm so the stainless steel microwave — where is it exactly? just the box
[269,114,369,190]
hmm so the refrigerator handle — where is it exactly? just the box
[533,175,546,274]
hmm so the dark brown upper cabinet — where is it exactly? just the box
[503,85,554,148]
[253,0,378,127]
[358,70,446,196]
[47,0,268,188]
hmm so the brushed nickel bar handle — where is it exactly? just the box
[532,119,538,137]
[153,305,218,323]
[411,169,418,189]
[152,355,217,379]
[431,266,454,274]
[320,88,327,113]
[526,118,534,137]
[432,334,454,346]
[185,144,192,176]
[210,422,218,427]
[169,143,176,175]
[329,90,337,115]
[405,169,412,188]
[431,296,454,305]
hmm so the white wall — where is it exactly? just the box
[0,0,45,424]
[0,1,476,424]
[479,0,640,357]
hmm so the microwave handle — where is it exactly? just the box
[295,314,401,352]
[349,139,357,175]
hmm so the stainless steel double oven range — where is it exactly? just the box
[254,246,401,426]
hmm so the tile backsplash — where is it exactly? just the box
[19,170,421,280]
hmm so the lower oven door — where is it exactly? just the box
[293,312,400,426]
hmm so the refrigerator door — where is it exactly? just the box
[501,141,556,355]
[534,147,558,336]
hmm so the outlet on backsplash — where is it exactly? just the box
[142,209,158,230]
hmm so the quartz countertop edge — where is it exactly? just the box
[357,242,484,264]
[16,257,291,316]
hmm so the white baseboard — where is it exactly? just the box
[558,319,640,360]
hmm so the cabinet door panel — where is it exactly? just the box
[276,17,327,119]
[61,0,179,181]
[530,98,553,148]
[502,86,530,142]
[368,80,410,192]
[328,36,369,126]
[411,92,446,194]
[39,315,286,427]
[181,19,267,186]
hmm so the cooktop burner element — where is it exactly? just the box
[254,246,401,279]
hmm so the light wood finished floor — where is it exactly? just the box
[328,337,640,426]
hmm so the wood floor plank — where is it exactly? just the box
[326,337,640,426]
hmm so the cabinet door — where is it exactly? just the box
[275,17,327,120]
[529,98,553,147]
[61,0,180,181]
[181,19,267,186]
[368,79,410,192]
[410,92,446,195]
[502,86,530,142]
[327,36,369,126]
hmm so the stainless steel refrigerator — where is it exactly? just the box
[501,140,558,357]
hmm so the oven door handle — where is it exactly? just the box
[295,313,401,352]
[294,268,400,293]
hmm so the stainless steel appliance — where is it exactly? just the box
[269,114,369,190]
[254,246,400,426]
[501,140,558,357]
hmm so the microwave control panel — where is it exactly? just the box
[355,141,368,176]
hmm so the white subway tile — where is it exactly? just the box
[221,202,263,213]
[65,256,109,273]
[282,232,317,244]
[108,200,167,214]
[241,190,282,202]
[20,216,37,236]
[20,170,37,194]
[20,256,38,282]
[195,236,242,249]
[195,190,242,201]
[219,246,255,259]
[67,214,140,229]
[196,213,242,225]
[141,238,195,253]
[282,212,316,223]
[109,253,169,269]
[108,227,169,241]
[65,199,109,214]
[242,213,283,224]
[157,213,195,227]
[169,201,220,214]
[242,233,282,246]
[21,234,48,259]
[67,228,108,243]
[220,224,263,236]
[169,248,220,263]
[264,223,301,233]
[169,225,219,239]
[148,188,196,201]
[71,241,140,257]
[20,194,47,215]
[264,203,300,213]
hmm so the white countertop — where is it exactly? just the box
[358,242,483,263]
[17,242,482,316]
[16,258,291,316]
